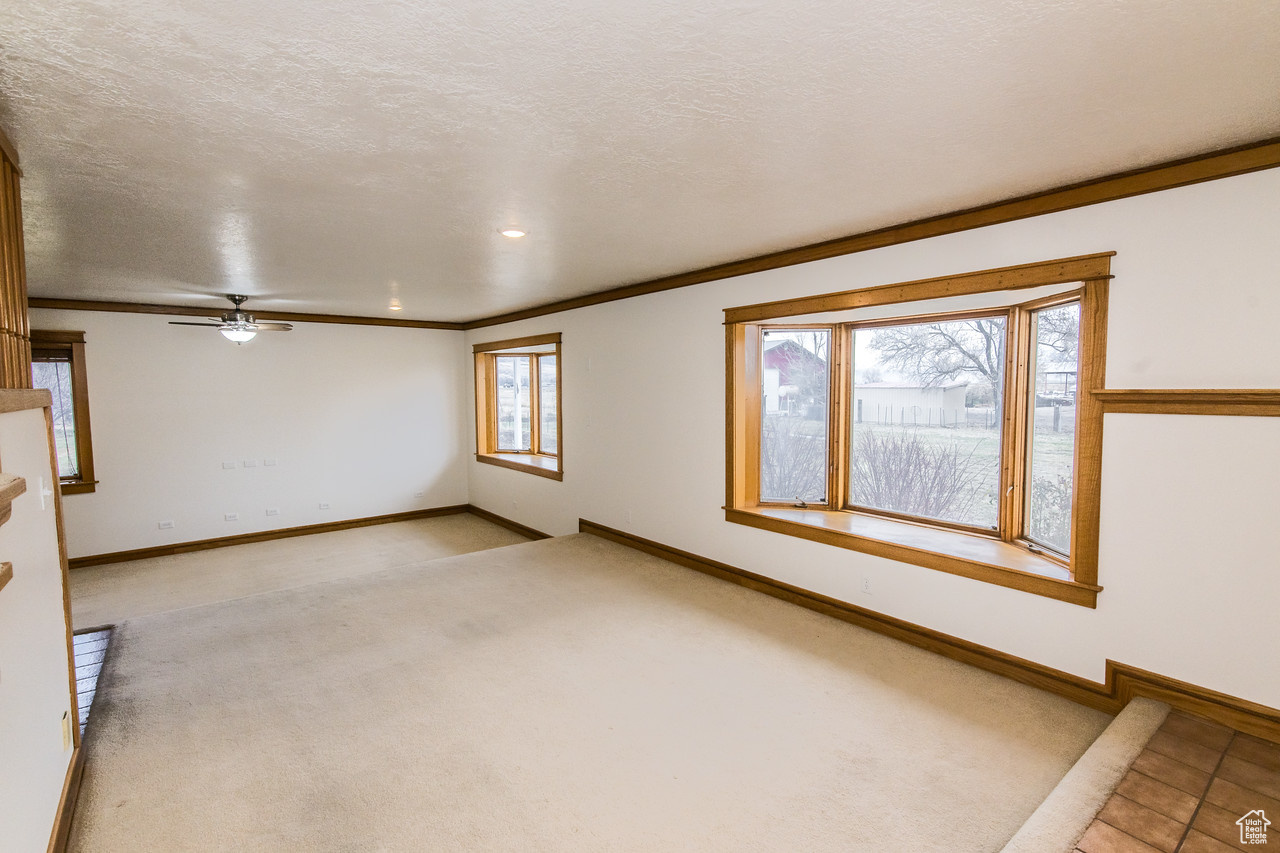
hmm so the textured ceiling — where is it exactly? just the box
[3,0,1279,322]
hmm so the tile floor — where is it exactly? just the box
[72,627,113,737]
[1076,710,1280,852]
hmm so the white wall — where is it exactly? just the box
[0,404,75,853]
[466,167,1280,710]
[29,310,470,559]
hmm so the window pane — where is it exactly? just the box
[495,356,531,451]
[760,329,830,504]
[849,316,1005,528]
[1026,302,1080,554]
[538,355,557,455]
[32,359,80,479]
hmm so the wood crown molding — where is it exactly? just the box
[1095,389,1280,417]
[463,136,1280,329]
[22,137,1280,333]
[27,298,466,331]
[579,518,1280,743]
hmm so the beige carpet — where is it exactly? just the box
[69,512,532,628]
[70,533,1111,852]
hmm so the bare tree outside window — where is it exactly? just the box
[851,316,1006,528]
[32,359,80,479]
[1026,302,1081,554]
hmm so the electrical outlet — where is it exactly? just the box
[318,502,330,510]
[61,711,71,750]
[263,458,277,467]
[265,508,280,517]
[221,461,236,470]
[224,513,239,522]
[242,459,258,468]
[861,576,872,595]
[158,520,175,530]
[414,491,425,498]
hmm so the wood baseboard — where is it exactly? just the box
[68,505,472,569]
[579,519,1280,743]
[467,506,552,540]
[46,747,84,853]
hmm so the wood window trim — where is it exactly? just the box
[725,254,1112,608]
[30,330,97,495]
[473,333,563,481]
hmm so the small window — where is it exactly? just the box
[725,254,1111,607]
[474,334,562,480]
[30,330,97,494]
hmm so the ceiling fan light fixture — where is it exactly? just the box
[221,326,257,343]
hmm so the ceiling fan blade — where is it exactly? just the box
[168,321,226,327]
[252,323,293,331]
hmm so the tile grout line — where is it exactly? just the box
[1173,730,1235,852]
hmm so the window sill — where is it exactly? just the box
[724,505,1098,608]
[60,480,97,495]
[475,453,563,481]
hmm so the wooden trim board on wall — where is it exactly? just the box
[467,505,552,540]
[1095,389,1280,417]
[25,137,1280,332]
[67,504,548,569]
[46,746,84,853]
[462,136,1280,329]
[68,505,471,569]
[578,519,1280,744]
[27,298,466,331]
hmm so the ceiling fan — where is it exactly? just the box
[169,294,293,344]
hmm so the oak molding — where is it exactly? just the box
[46,746,84,853]
[1095,389,1280,417]
[723,252,1114,324]
[0,387,51,413]
[27,298,466,331]
[467,505,553,540]
[725,507,1099,608]
[579,518,1280,743]
[66,504,548,569]
[0,561,11,593]
[475,453,564,480]
[23,137,1280,332]
[0,123,18,172]
[462,136,1280,329]
[68,504,472,569]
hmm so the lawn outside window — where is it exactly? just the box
[725,255,1111,607]
[30,329,97,494]
[474,333,562,480]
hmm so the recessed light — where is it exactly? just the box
[388,297,403,311]
[500,228,526,238]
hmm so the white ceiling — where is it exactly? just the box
[3,0,1279,323]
